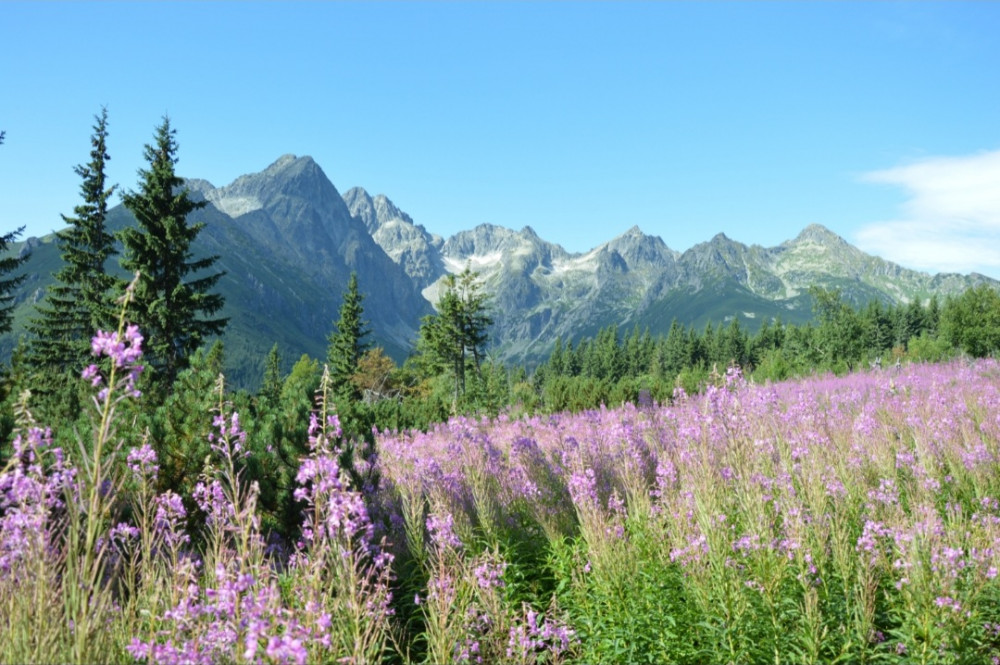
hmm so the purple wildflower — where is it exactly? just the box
[473,557,507,590]
[85,325,144,398]
[154,490,190,549]
[126,443,159,482]
[426,511,463,550]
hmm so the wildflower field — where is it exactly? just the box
[4,323,1000,664]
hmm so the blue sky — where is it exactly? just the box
[2,2,999,277]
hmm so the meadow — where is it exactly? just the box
[3,322,1000,664]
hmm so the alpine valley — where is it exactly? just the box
[5,155,997,388]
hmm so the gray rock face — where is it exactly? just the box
[421,224,682,359]
[343,187,444,288]
[207,157,431,353]
[421,219,998,363]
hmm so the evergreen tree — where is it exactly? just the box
[623,325,645,377]
[700,322,719,366]
[660,320,689,378]
[548,337,566,376]
[751,319,775,360]
[594,325,622,381]
[28,108,118,371]
[456,267,492,377]
[0,130,28,335]
[859,300,893,355]
[810,286,863,369]
[898,300,927,347]
[687,327,706,367]
[0,228,26,336]
[417,267,493,409]
[119,117,227,390]
[721,318,749,368]
[326,272,370,399]
[260,343,283,407]
[926,294,942,336]
[274,355,322,530]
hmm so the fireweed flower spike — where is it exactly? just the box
[126,443,159,482]
[83,324,144,401]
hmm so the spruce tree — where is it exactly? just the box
[0,131,28,335]
[417,266,492,409]
[326,272,370,399]
[119,117,227,390]
[28,108,118,370]
[0,229,26,336]
[260,342,283,407]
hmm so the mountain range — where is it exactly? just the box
[5,154,997,388]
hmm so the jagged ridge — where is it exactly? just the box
[6,156,997,384]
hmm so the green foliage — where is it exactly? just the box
[462,359,512,417]
[27,108,119,376]
[256,354,321,535]
[417,266,493,410]
[326,271,370,400]
[138,343,225,498]
[0,222,28,336]
[551,532,698,665]
[940,285,1000,358]
[119,117,227,391]
[810,286,865,370]
[907,331,953,364]
[260,342,283,407]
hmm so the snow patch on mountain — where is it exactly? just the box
[208,194,264,218]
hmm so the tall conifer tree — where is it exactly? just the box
[0,130,28,335]
[417,266,492,409]
[28,108,118,370]
[326,272,370,399]
[260,342,283,406]
[119,117,227,389]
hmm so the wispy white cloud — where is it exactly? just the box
[855,149,1000,277]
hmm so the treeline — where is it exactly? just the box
[250,277,1000,442]
[528,284,1000,412]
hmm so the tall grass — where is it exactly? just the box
[3,305,1000,663]
[378,363,1000,664]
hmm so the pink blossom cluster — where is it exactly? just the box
[81,324,144,399]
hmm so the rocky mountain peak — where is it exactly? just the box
[605,226,676,269]
[342,187,443,288]
[265,153,302,172]
[343,187,416,235]
[342,187,377,231]
[183,178,216,200]
[10,151,1000,382]
[790,223,848,247]
[444,224,522,257]
[373,194,411,226]
[205,154,341,220]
